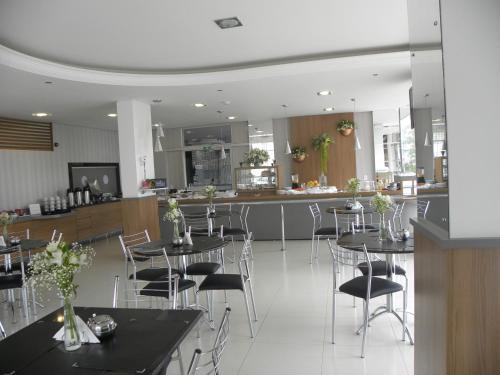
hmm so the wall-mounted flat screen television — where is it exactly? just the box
[68,162,121,197]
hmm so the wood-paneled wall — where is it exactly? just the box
[289,113,356,188]
[414,229,500,375]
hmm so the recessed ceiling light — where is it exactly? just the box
[221,100,231,105]
[153,123,160,127]
[44,81,53,85]
[317,90,332,96]
[372,73,379,77]
[107,113,117,118]
[248,124,253,127]
[32,112,51,117]
[281,104,288,108]
[214,17,243,29]
[193,103,206,108]
[256,130,263,133]
[217,89,224,92]
[152,99,162,104]
[323,107,335,112]
[226,116,237,120]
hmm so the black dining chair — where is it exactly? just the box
[213,204,252,261]
[195,235,257,338]
[327,240,406,358]
[309,203,339,263]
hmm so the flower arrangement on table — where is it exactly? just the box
[203,185,217,206]
[163,198,183,244]
[28,241,95,351]
[370,193,394,240]
[346,177,361,208]
[0,211,12,240]
[312,133,334,184]
[245,148,269,167]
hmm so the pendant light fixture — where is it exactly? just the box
[154,134,163,152]
[153,124,164,152]
[351,98,362,150]
[282,104,292,155]
[157,124,165,138]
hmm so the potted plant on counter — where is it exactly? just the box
[291,146,307,162]
[245,148,269,167]
[312,132,334,187]
[336,119,355,136]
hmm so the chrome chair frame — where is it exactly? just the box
[417,199,430,219]
[187,307,231,375]
[309,203,339,263]
[0,318,5,338]
[118,230,152,282]
[328,240,408,357]
[50,229,63,243]
[195,235,257,338]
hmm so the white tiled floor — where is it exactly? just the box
[1,237,414,374]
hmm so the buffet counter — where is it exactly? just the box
[158,190,416,247]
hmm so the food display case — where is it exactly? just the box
[235,166,281,193]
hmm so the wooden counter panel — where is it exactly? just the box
[121,195,160,240]
[414,229,500,375]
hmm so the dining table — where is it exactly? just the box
[0,306,202,375]
[336,231,414,343]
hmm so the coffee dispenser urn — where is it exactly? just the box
[67,189,75,208]
[83,186,91,205]
[75,188,83,206]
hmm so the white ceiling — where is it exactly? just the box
[0,1,412,130]
[0,0,409,72]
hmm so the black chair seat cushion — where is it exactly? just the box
[186,262,221,276]
[357,261,406,277]
[198,273,248,292]
[180,231,211,238]
[140,278,196,298]
[0,274,23,290]
[339,276,403,300]
[213,227,246,236]
[129,267,183,281]
[314,227,338,236]
[0,260,30,273]
[128,255,150,263]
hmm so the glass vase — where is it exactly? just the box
[378,213,388,241]
[172,222,183,246]
[63,296,81,351]
[319,173,328,187]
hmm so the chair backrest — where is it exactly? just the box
[417,200,430,219]
[239,205,250,234]
[0,245,26,281]
[237,234,253,280]
[51,229,63,243]
[187,307,231,375]
[182,210,211,236]
[7,229,29,241]
[308,203,322,231]
[118,230,151,264]
[391,201,405,231]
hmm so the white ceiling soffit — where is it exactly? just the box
[0,44,409,87]
[0,0,409,73]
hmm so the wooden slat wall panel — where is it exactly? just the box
[0,118,53,151]
[290,113,356,188]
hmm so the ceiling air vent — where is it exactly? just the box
[214,17,243,29]
[0,118,53,151]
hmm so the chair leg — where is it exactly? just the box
[31,285,38,316]
[247,280,258,321]
[0,318,6,338]
[21,286,29,322]
[310,235,315,264]
[332,291,336,344]
[315,236,320,259]
[176,347,185,375]
[242,286,255,338]
[402,276,408,342]
[361,299,370,358]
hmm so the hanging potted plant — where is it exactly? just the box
[245,148,269,167]
[336,119,355,136]
[312,133,334,186]
[291,146,307,163]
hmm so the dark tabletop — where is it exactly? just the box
[326,206,375,215]
[0,239,48,254]
[187,211,232,218]
[131,236,228,257]
[337,232,414,254]
[0,307,202,375]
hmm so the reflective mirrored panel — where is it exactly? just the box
[408,0,449,230]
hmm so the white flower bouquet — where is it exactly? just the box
[371,192,393,214]
[203,185,216,204]
[163,198,182,224]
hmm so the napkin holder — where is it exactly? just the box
[53,315,100,344]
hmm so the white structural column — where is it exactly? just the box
[413,108,434,180]
[117,99,155,198]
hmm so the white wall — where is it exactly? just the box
[354,112,375,181]
[441,0,500,238]
[0,123,119,210]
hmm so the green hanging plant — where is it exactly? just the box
[312,133,334,174]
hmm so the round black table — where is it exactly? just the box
[326,206,375,215]
[130,237,228,257]
[336,231,414,343]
